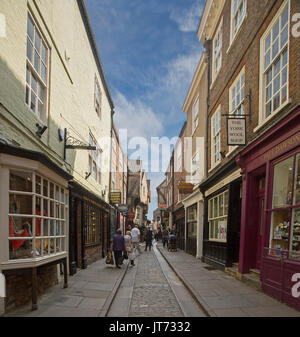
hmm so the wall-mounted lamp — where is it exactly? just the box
[85,172,91,180]
[36,123,48,138]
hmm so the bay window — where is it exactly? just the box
[208,190,229,242]
[8,170,68,260]
[269,153,300,259]
[260,1,289,122]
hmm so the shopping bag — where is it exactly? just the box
[123,251,128,260]
[110,252,115,265]
[106,251,112,264]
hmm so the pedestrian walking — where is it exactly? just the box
[162,226,169,248]
[124,230,135,266]
[145,227,153,251]
[131,225,142,255]
[110,229,125,269]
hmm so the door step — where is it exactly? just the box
[225,265,262,291]
[249,268,260,276]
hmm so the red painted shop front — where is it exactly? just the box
[236,105,300,311]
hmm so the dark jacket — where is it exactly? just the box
[145,230,153,243]
[112,234,125,251]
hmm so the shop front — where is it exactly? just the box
[200,160,242,269]
[236,105,300,311]
[174,207,185,251]
[69,181,110,274]
[0,144,72,314]
[182,189,204,259]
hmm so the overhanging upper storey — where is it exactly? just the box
[197,0,226,43]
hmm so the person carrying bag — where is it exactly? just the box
[124,230,135,267]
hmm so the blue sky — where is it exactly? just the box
[85,0,205,218]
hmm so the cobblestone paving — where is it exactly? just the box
[128,250,183,317]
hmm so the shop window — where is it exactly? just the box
[85,201,101,245]
[8,171,68,260]
[269,153,300,258]
[187,204,197,238]
[26,13,48,124]
[208,190,229,242]
[259,1,289,123]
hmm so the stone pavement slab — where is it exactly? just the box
[157,243,300,317]
[5,257,129,317]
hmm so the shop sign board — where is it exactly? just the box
[159,204,167,210]
[118,204,128,212]
[110,191,121,205]
[227,117,246,146]
[178,182,194,194]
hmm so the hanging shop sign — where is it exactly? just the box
[110,191,121,205]
[159,204,167,210]
[127,212,135,221]
[227,118,246,146]
[178,182,194,194]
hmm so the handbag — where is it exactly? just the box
[106,251,112,264]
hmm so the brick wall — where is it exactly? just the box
[207,0,300,177]
[85,245,102,265]
[4,264,58,313]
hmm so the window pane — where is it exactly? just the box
[31,73,37,93]
[27,38,33,62]
[25,86,30,105]
[290,208,300,255]
[265,33,271,52]
[34,50,40,72]
[50,183,54,199]
[281,86,287,104]
[213,197,218,218]
[282,48,288,66]
[272,39,279,60]
[36,175,41,194]
[43,179,48,197]
[266,101,272,117]
[272,20,279,41]
[294,154,300,205]
[280,25,288,49]
[27,15,34,41]
[41,63,47,83]
[281,6,288,29]
[35,30,41,52]
[281,66,287,86]
[272,156,294,208]
[41,42,47,64]
[9,171,33,192]
[219,194,224,216]
[38,101,43,119]
[9,194,32,215]
[269,209,289,251]
[273,92,280,111]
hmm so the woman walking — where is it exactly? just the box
[145,227,153,251]
[124,230,135,266]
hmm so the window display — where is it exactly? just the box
[85,200,101,245]
[8,170,68,260]
[187,204,197,238]
[269,153,300,259]
[208,190,229,242]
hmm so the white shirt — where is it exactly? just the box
[131,227,140,243]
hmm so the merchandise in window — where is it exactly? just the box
[8,171,68,260]
[269,153,300,259]
[208,190,229,242]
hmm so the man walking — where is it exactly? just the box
[111,229,125,269]
[145,227,153,252]
[131,225,142,255]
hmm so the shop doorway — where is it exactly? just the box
[256,177,265,270]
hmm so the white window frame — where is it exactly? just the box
[228,67,245,154]
[176,141,182,172]
[211,106,221,169]
[230,0,247,44]
[208,190,229,242]
[26,12,49,124]
[8,170,68,262]
[258,0,290,127]
[212,18,223,83]
[191,151,200,184]
[89,132,102,185]
[192,96,199,134]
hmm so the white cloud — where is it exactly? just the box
[113,91,164,140]
[170,1,203,33]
